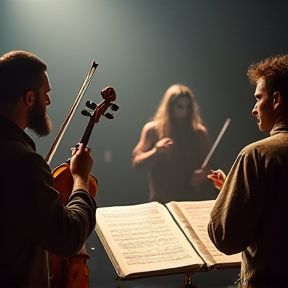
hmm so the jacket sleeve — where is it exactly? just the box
[207,145,267,255]
[16,152,97,257]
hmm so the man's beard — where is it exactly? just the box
[27,95,52,137]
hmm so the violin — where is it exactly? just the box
[46,61,119,288]
[51,85,118,204]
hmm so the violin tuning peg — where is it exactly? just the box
[104,112,114,119]
[86,101,97,110]
[110,103,119,111]
[81,110,91,117]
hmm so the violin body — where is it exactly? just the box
[50,164,97,288]
[52,162,97,205]
[65,254,90,288]
[50,245,90,288]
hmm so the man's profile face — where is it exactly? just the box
[27,71,52,137]
[251,77,275,132]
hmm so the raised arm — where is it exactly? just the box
[207,169,226,190]
[132,122,173,170]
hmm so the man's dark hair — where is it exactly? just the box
[247,54,288,100]
[0,50,47,106]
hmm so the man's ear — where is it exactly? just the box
[23,91,35,107]
[272,91,282,110]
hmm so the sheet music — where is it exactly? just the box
[96,202,204,274]
[167,200,241,265]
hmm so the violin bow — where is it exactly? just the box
[45,61,98,165]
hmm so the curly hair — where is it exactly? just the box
[247,54,288,99]
[0,50,47,106]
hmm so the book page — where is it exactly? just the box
[166,200,241,267]
[95,202,205,278]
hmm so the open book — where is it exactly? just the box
[95,200,241,279]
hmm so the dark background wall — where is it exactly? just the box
[1,1,288,286]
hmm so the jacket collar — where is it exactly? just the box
[0,116,36,151]
[270,119,288,136]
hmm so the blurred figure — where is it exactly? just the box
[132,83,214,203]
[208,54,288,287]
[0,50,96,288]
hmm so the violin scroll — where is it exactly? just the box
[81,86,119,127]
[101,86,116,102]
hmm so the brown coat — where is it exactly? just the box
[208,121,288,287]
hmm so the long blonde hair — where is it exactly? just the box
[152,84,203,138]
